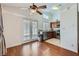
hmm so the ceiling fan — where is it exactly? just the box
[29,3,47,15]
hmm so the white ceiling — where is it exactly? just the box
[1,3,74,13]
[1,3,74,15]
[1,3,58,8]
[1,3,74,20]
[1,3,73,10]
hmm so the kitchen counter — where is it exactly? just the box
[43,31,57,40]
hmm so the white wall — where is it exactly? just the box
[2,7,24,48]
[1,6,43,48]
[60,4,78,53]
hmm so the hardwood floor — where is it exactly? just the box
[6,41,78,56]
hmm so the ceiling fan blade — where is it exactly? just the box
[30,3,38,10]
[33,3,37,8]
[38,5,47,9]
[36,10,42,15]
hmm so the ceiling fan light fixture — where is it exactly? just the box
[30,9,36,13]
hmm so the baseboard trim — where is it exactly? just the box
[44,41,78,54]
[22,40,38,45]
[7,40,38,49]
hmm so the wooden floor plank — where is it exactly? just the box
[6,41,78,56]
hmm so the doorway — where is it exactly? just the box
[23,19,38,43]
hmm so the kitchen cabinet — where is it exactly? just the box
[43,31,57,40]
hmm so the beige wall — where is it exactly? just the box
[2,7,24,48]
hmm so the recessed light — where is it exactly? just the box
[52,6,59,10]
